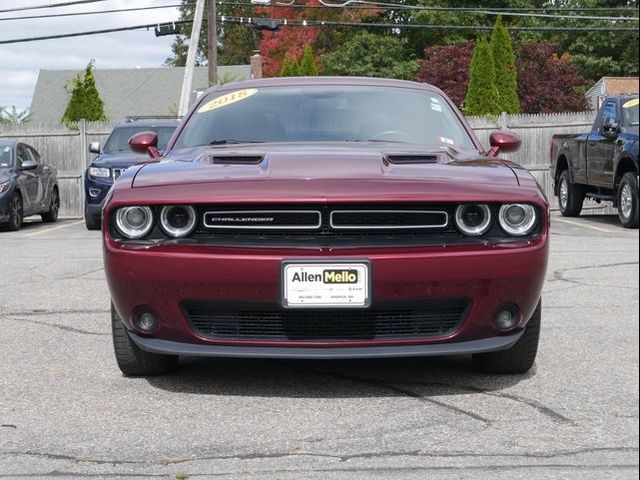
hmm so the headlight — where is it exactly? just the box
[0,182,10,194]
[499,204,537,236]
[159,205,197,238]
[88,167,110,178]
[115,206,154,239]
[455,204,492,236]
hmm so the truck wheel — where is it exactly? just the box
[617,172,639,229]
[558,170,584,217]
[41,187,59,223]
[473,300,541,374]
[111,303,179,377]
[84,203,102,230]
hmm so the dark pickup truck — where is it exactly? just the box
[551,95,639,228]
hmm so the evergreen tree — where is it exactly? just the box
[464,38,499,116]
[279,55,300,77]
[299,46,319,76]
[61,60,107,126]
[491,16,520,114]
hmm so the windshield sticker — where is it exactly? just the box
[431,97,441,104]
[431,102,443,112]
[623,98,639,109]
[198,89,258,113]
[438,136,455,146]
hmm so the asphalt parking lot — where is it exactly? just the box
[0,215,638,479]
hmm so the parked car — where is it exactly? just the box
[84,118,179,230]
[103,77,549,377]
[0,140,59,231]
[551,95,639,228]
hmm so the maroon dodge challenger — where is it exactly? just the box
[103,77,549,376]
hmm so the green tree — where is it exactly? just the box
[279,55,300,77]
[299,45,319,76]
[61,60,107,126]
[464,38,499,116]
[491,16,520,114]
[324,32,418,80]
[0,106,31,125]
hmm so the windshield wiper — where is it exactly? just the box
[209,139,264,145]
[344,139,409,144]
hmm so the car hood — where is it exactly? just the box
[92,151,149,168]
[133,144,519,192]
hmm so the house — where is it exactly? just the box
[29,66,251,124]
[585,77,639,110]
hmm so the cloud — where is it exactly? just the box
[0,0,182,109]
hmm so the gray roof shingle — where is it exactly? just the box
[29,66,251,124]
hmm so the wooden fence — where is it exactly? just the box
[1,111,615,219]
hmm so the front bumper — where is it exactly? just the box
[105,233,548,356]
[129,330,524,359]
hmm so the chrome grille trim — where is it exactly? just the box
[329,210,449,230]
[203,210,322,230]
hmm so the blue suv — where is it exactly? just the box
[84,119,179,229]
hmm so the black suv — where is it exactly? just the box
[84,118,179,230]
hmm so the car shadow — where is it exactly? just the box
[145,356,532,398]
[578,214,623,227]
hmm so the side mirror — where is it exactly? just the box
[128,132,161,159]
[89,141,101,154]
[21,159,38,170]
[488,131,521,157]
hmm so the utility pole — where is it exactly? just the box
[207,0,217,85]
[178,0,206,116]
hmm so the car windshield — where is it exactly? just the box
[0,144,13,169]
[623,98,639,127]
[104,125,176,153]
[175,86,475,149]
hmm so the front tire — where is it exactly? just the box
[6,193,23,231]
[617,172,639,229]
[111,303,179,377]
[473,300,541,374]
[558,170,584,217]
[41,187,59,223]
[84,203,101,230]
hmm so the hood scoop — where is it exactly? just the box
[209,155,264,165]
[386,154,440,165]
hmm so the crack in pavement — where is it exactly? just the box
[2,317,108,337]
[1,446,636,468]
[310,370,492,425]
[2,308,109,317]
[550,261,639,287]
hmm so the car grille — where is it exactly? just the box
[192,204,460,247]
[183,299,470,341]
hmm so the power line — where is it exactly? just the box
[0,0,111,14]
[220,15,640,31]
[0,4,182,22]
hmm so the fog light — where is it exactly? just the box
[89,188,101,198]
[495,307,519,331]
[134,310,158,332]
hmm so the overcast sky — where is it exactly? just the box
[0,0,182,110]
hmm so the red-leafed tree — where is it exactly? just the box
[259,24,320,77]
[417,41,589,114]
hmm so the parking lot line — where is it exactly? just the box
[553,217,618,234]
[22,220,85,238]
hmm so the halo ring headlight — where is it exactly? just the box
[115,206,154,239]
[499,204,537,236]
[160,205,197,238]
[455,204,492,236]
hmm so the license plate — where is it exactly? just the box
[282,261,371,308]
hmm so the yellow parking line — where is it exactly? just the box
[23,220,85,238]
[553,217,618,234]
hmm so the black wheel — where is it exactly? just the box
[41,187,59,223]
[617,172,639,229]
[473,300,541,374]
[6,193,23,231]
[111,303,179,377]
[558,170,584,217]
[84,203,102,230]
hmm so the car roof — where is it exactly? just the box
[0,139,20,147]
[215,76,442,95]
[113,119,180,129]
